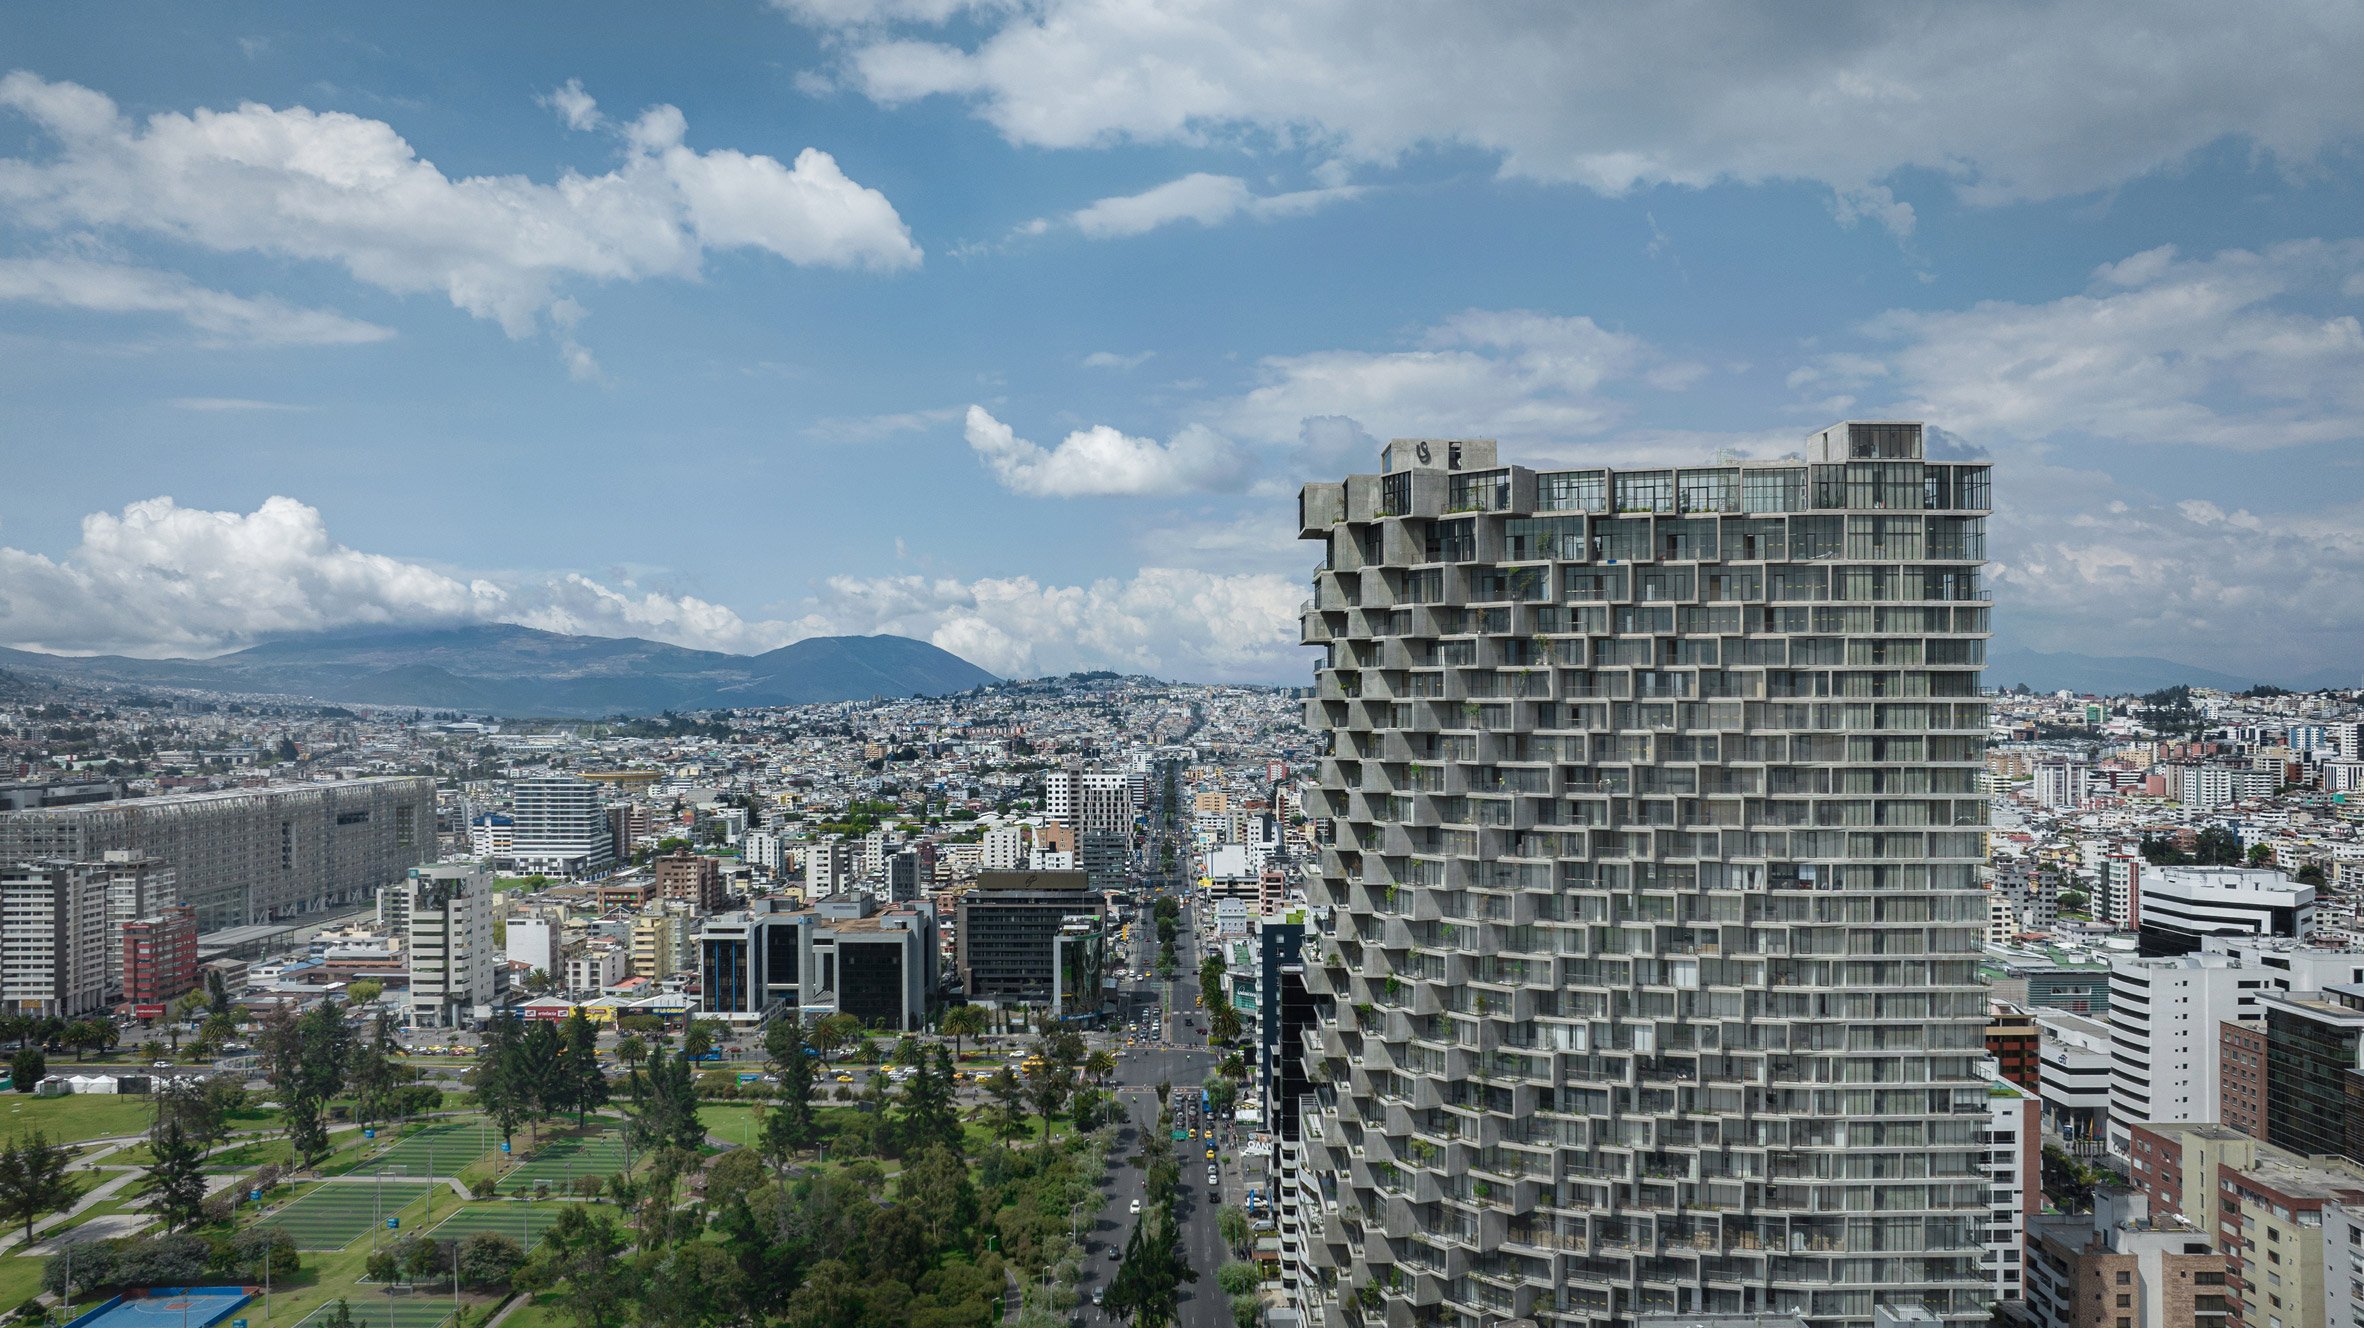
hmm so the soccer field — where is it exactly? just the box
[256,1182,437,1250]
[493,1131,631,1195]
[345,1120,494,1179]
[290,1297,452,1328]
[425,1200,569,1251]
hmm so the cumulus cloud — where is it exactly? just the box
[0,496,508,656]
[1082,350,1153,370]
[0,72,920,362]
[799,567,1311,681]
[1799,239,2364,449]
[787,0,2364,221]
[964,404,1251,496]
[1058,172,1361,238]
[0,255,393,345]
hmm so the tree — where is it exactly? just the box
[346,979,385,1005]
[0,1132,77,1242]
[473,1017,533,1149]
[983,1067,1028,1143]
[1217,1261,1259,1296]
[2249,842,2275,867]
[9,1047,43,1092]
[144,1116,209,1231]
[940,1005,986,1059]
[761,1018,818,1167]
[348,1011,408,1130]
[557,1010,610,1125]
[520,1019,567,1135]
[281,999,353,1165]
[457,1231,526,1287]
[2300,863,2328,887]
[615,1033,649,1075]
[520,1197,636,1328]
[683,1019,720,1061]
[1024,1063,1072,1145]
[896,1044,962,1158]
[1085,1048,1117,1086]
[204,968,234,1017]
[898,1142,978,1247]
[629,1051,705,1158]
[318,1300,359,1328]
[2057,889,2091,915]
[1217,1206,1250,1255]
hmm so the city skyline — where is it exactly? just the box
[2,3,2361,686]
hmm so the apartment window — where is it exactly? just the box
[2117,1295,2132,1308]
[2116,1273,2131,1286]
[1448,471,1510,513]
[1537,471,1607,513]
[1742,468,1805,513]
[1380,473,1412,517]
[1676,469,1737,513]
[1425,518,1476,563]
[1613,470,1672,514]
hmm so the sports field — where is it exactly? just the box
[425,1200,568,1251]
[257,1181,437,1250]
[68,1288,248,1328]
[345,1120,493,1178]
[290,1297,452,1328]
[493,1131,630,1195]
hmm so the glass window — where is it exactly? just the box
[1448,470,1511,513]
[1677,469,1738,514]
[1591,518,1650,561]
[1743,468,1806,513]
[1380,473,1412,517]
[1504,516,1585,561]
[1425,518,1476,563]
[1538,471,1607,513]
[1613,470,1673,514]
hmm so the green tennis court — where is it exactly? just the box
[257,1182,437,1250]
[345,1120,493,1178]
[425,1200,569,1250]
[494,1131,631,1194]
[290,1297,452,1328]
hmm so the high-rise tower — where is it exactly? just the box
[1292,423,1994,1328]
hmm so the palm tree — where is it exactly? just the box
[1085,1049,1117,1087]
[941,1006,986,1060]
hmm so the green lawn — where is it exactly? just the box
[0,1251,47,1308]
[258,1182,438,1250]
[425,1200,570,1251]
[0,1094,157,1145]
[698,1103,762,1148]
[342,1119,495,1179]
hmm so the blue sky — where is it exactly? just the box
[1,1,2360,683]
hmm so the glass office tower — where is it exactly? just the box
[1292,423,1994,1328]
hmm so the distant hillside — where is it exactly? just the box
[0,624,997,717]
[1985,645,2281,696]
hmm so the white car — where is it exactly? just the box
[1129,1198,1141,1215]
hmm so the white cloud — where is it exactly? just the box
[964,404,1251,496]
[804,403,965,442]
[1082,350,1152,370]
[800,566,1312,681]
[0,72,920,362]
[0,255,393,345]
[788,0,2364,221]
[509,573,803,655]
[540,78,603,132]
[1802,239,2364,449]
[1216,308,1698,449]
[0,496,508,656]
[1058,172,1360,238]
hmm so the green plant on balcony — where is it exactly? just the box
[1472,1180,1493,1199]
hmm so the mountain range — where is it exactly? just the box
[1984,644,2346,696]
[0,624,998,718]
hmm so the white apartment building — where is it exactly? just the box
[2182,764,2237,810]
[405,863,496,1028]
[2032,760,2087,810]
[567,941,626,995]
[510,777,614,879]
[981,825,1028,871]
[0,860,113,1017]
[1984,1074,2040,1303]
[741,830,787,876]
[2104,943,2364,1154]
[805,838,852,893]
[2138,865,2313,954]
[2098,853,2141,930]
[506,913,562,978]
[97,850,175,997]
[2328,1201,2364,1328]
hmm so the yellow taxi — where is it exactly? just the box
[834,1072,855,1083]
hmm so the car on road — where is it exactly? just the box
[1128,1198,1141,1214]
[834,1073,854,1083]
[1205,1148,1215,1159]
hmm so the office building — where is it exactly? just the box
[2106,954,2274,1154]
[2137,866,2313,956]
[0,860,115,1017]
[468,813,514,858]
[653,849,725,911]
[957,869,1108,1009]
[695,894,938,1030]
[1294,424,1995,1328]
[404,863,496,1028]
[2260,983,2364,1162]
[122,905,199,1011]
[2037,1009,2114,1144]
[887,847,924,903]
[509,777,614,879]
[0,779,125,812]
[0,777,433,930]
[2022,1190,2228,1328]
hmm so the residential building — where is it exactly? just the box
[2107,954,2283,1154]
[0,859,114,1017]
[95,851,175,996]
[566,942,626,996]
[468,812,514,858]
[2023,1189,2230,1328]
[653,849,725,911]
[506,913,563,981]
[805,838,852,894]
[1293,424,1996,1328]
[2326,1202,2364,1328]
[2220,1020,2269,1143]
[980,825,1028,871]
[121,905,199,1012]
[2219,1155,2364,1328]
[1990,1003,2042,1091]
[509,776,614,879]
[2034,760,2088,811]
[404,863,496,1029]
[631,913,682,980]
[1986,1074,2041,1303]
[0,776,433,930]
